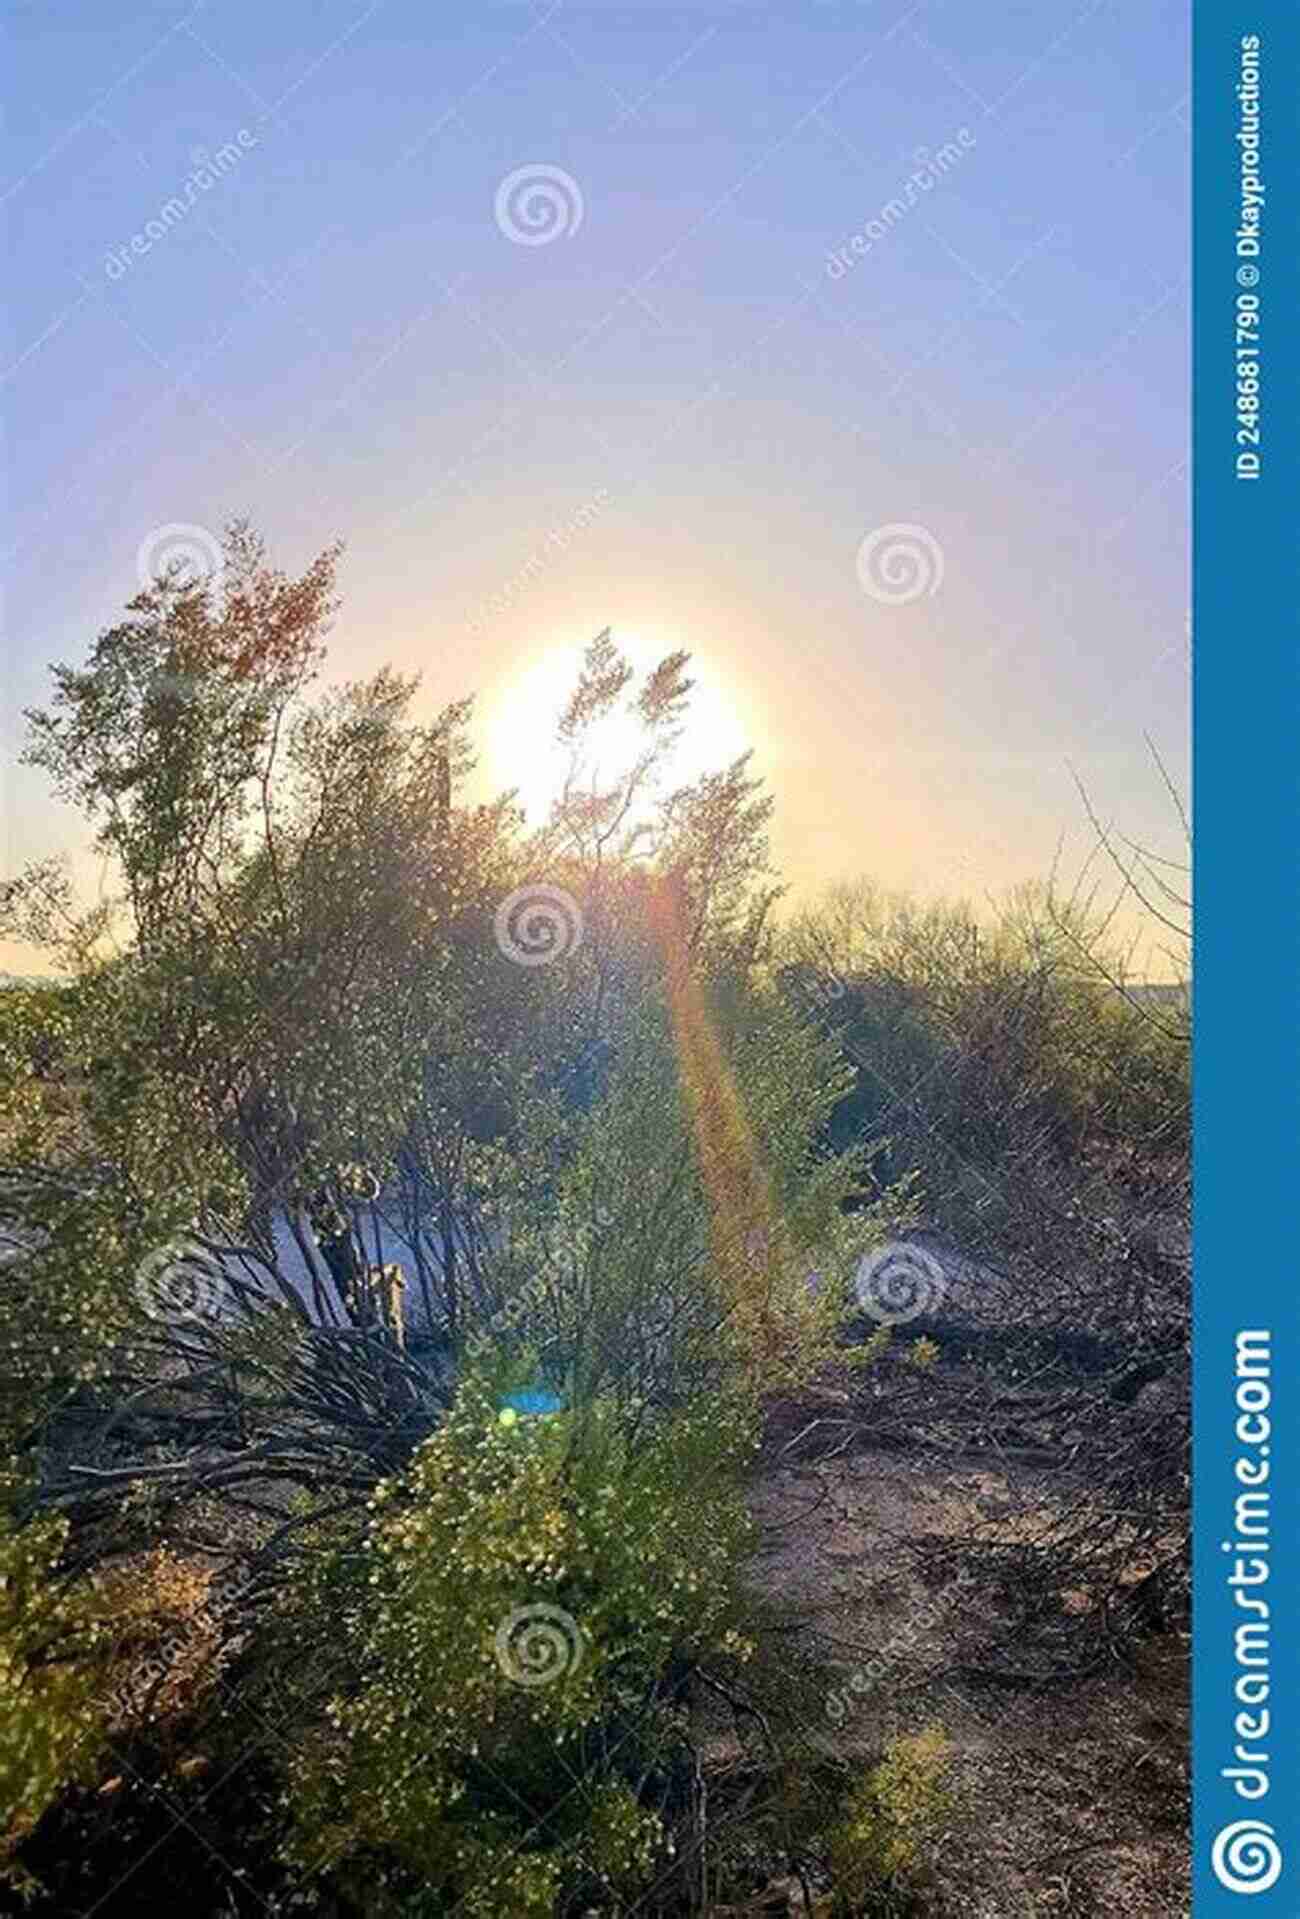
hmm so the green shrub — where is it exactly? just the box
[467,990,908,1418]
[827,1727,952,1909]
[0,1501,109,1899]
[282,1375,758,1915]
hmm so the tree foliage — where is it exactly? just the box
[0,523,1188,1911]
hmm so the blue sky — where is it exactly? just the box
[2,0,1189,966]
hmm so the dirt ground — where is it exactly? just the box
[705,1381,1190,1917]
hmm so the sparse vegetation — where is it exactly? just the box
[0,527,1188,1914]
[827,1729,953,1911]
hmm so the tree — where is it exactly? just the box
[6,542,881,1592]
[23,522,338,954]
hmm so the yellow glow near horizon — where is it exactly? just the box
[484,628,753,827]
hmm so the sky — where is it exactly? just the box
[2,0,1189,974]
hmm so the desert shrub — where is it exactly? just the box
[2,1494,257,1898]
[781,879,1187,1188]
[826,1727,952,1911]
[94,1548,232,1733]
[783,878,1190,1672]
[471,988,900,1420]
[0,1500,109,1898]
[280,1374,759,1915]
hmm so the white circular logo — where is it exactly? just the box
[856,523,944,605]
[1212,1819,1281,1895]
[134,1237,222,1323]
[494,165,584,246]
[494,1603,585,1688]
[495,884,584,967]
[854,1240,946,1324]
[137,523,223,593]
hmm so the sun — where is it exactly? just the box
[485,628,751,827]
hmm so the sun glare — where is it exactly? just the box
[486,629,751,827]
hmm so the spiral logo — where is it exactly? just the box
[494,165,584,246]
[134,1237,222,1324]
[854,1240,946,1325]
[137,523,223,593]
[495,884,583,967]
[1212,1820,1281,1896]
[494,1603,585,1688]
[855,523,944,605]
